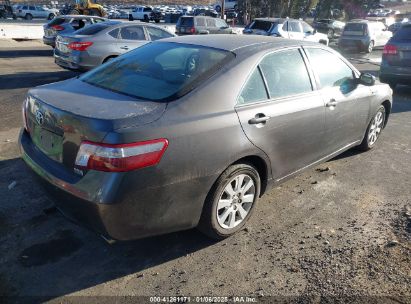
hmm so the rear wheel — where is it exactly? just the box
[25,14,32,20]
[198,163,261,240]
[358,106,386,151]
[128,14,134,21]
[366,40,374,53]
[143,14,149,22]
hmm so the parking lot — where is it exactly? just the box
[0,38,410,301]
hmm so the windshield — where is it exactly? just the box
[392,25,411,41]
[343,23,367,36]
[80,42,234,102]
[249,20,276,32]
[74,22,117,35]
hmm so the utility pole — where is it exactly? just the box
[221,0,225,20]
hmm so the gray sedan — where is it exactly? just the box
[380,23,411,89]
[54,21,176,71]
[20,35,392,241]
[43,15,107,48]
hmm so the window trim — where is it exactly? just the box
[236,47,317,107]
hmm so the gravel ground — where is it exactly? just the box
[0,39,410,303]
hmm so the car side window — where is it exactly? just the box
[301,21,313,33]
[22,6,28,10]
[120,26,145,40]
[146,27,173,41]
[29,6,35,10]
[108,28,120,39]
[305,48,354,88]
[196,17,205,26]
[206,18,216,27]
[238,68,268,105]
[289,21,301,32]
[259,49,313,98]
[215,19,228,28]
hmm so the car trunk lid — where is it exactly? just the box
[26,78,167,170]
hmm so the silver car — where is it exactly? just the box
[339,19,392,53]
[54,21,176,71]
[15,5,58,20]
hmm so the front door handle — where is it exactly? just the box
[326,99,338,107]
[120,46,129,50]
[248,114,271,125]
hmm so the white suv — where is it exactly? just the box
[214,0,238,12]
[243,18,329,45]
[16,5,58,20]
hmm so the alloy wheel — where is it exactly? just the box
[368,111,384,146]
[217,174,255,229]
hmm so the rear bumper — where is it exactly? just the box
[380,64,411,84]
[19,129,211,240]
[43,36,56,47]
[53,49,95,71]
[338,38,369,51]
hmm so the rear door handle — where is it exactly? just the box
[326,99,338,107]
[248,114,271,125]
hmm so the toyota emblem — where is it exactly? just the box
[35,110,44,125]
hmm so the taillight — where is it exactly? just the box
[51,25,64,31]
[68,41,93,51]
[383,44,398,55]
[190,27,195,34]
[74,139,169,172]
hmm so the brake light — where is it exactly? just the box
[68,41,93,51]
[51,25,64,31]
[383,44,398,55]
[190,27,195,34]
[74,139,169,172]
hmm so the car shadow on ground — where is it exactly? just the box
[0,48,53,58]
[0,156,216,299]
[0,71,80,90]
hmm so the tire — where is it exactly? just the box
[48,13,54,20]
[358,106,386,151]
[143,14,149,22]
[327,29,334,39]
[12,14,17,20]
[198,163,261,240]
[366,40,374,53]
[215,5,221,12]
[155,19,160,23]
[25,14,32,20]
[128,14,134,21]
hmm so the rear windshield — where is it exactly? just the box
[48,17,65,26]
[249,20,276,32]
[392,25,411,41]
[343,23,367,36]
[80,42,234,102]
[179,17,194,27]
[74,23,115,35]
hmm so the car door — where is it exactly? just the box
[304,47,371,154]
[236,48,327,180]
[118,25,148,53]
[284,20,304,40]
[206,17,217,34]
[28,6,36,17]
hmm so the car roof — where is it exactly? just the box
[253,17,288,23]
[159,34,320,54]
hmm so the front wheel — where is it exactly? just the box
[198,163,261,240]
[25,14,32,20]
[358,106,386,151]
[143,14,149,22]
[128,14,134,21]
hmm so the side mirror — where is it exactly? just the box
[358,73,376,86]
